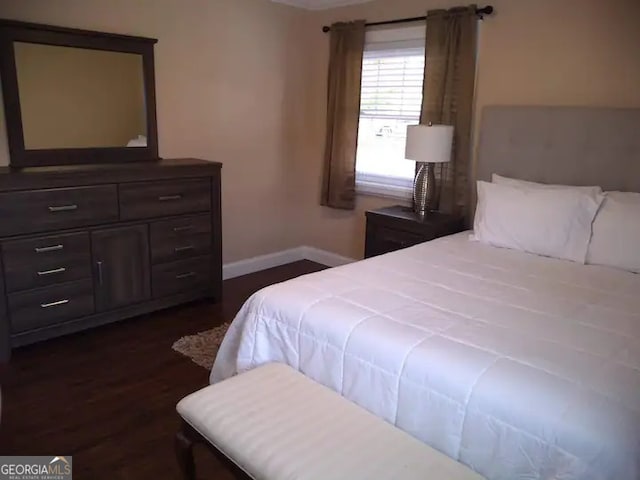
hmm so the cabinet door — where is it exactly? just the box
[92,225,150,312]
[0,253,10,362]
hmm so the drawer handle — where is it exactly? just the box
[37,267,66,276]
[48,204,78,212]
[96,261,104,286]
[158,194,182,202]
[41,299,69,308]
[176,272,196,280]
[173,225,194,233]
[35,244,64,253]
[174,245,194,253]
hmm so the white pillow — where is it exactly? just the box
[474,181,604,263]
[492,174,603,196]
[586,191,640,273]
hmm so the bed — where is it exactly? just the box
[211,107,640,480]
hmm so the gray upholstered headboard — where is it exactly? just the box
[476,106,640,192]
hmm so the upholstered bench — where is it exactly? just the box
[175,363,484,480]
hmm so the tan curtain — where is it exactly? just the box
[321,21,366,210]
[420,6,477,217]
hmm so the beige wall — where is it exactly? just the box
[288,0,640,259]
[0,0,306,263]
[15,43,145,149]
[0,0,639,263]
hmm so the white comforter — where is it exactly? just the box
[211,233,640,480]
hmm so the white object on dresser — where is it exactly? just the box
[587,191,640,273]
[473,180,604,262]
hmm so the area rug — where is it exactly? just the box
[172,322,230,370]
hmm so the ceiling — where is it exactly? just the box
[271,0,373,10]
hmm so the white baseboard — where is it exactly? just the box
[223,246,356,280]
[299,246,355,268]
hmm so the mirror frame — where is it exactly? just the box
[0,19,159,168]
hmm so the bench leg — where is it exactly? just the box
[175,428,196,480]
[176,419,251,480]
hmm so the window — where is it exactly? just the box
[355,26,426,199]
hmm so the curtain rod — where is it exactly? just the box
[321,5,494,33]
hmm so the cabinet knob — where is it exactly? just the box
[48,204,78,212]
[37,267,66,276]
[41,299,69,308]
[158,194,182,202]
[176,272,196,280]
[35,244,64,253]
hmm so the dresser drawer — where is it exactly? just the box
[150,214,212,238]
[0,185,118,236]
[150,214,212,264]
[2,232,91,293]
[8,279,95,334]
[366,226,432,257]
[119,179,211,220]
[152,256,211,298]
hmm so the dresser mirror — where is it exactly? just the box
[15,43,147,150]
[0,19,159,167]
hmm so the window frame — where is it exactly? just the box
[355,26,426,200]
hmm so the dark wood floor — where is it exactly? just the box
[0,260,326,479]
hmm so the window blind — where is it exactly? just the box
[360,41,425,122]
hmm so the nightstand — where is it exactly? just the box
[365,205,465,258]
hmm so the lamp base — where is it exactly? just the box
[413,162,438,216]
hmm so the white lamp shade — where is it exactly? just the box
[405,124,454,163]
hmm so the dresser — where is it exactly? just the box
[0,159,222,361]
[365,206,464,258]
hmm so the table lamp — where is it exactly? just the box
[405,124,453,216]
